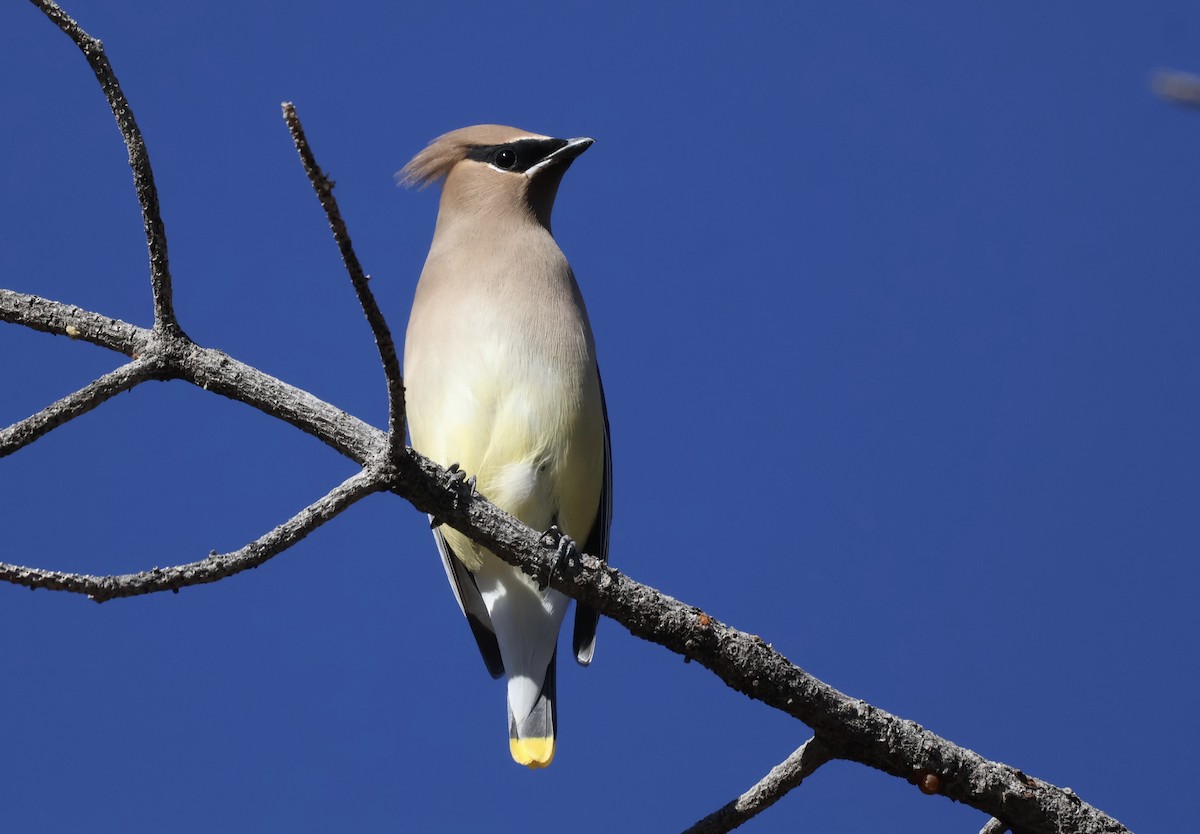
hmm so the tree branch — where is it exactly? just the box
[0,288,144,354]
[386,452,1131,834]
[0,464,384,601]
[29,0,180,334]
[0,356,161,458]
[0,289,383,465]
[5,288,1118,832]
[281,101,406,456]
[0,326,1133,834]
[682,737,834,834]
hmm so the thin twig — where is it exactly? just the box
[682,737,833,834]
[1,357,161,458]
[1153,69,1200,109]
[0,465,384,601]
[29,0,179,334]
[281,102,406,457]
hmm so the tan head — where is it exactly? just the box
[399,125,593,230]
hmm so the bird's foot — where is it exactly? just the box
[538,524,581,589]
[430,463,477,528]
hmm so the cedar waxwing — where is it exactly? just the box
[400,125,611,769]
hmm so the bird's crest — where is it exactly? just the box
[398,124,545,189]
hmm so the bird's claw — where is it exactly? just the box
[538,524,581,590]
[444,461,466,486]
[431,463,477,528]
[445,463,477,502]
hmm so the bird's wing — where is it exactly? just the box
[432,524,505,678]
[572,369,611,666]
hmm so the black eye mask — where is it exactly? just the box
[466,138,569,173]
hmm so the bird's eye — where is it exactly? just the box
[494,148,517,170]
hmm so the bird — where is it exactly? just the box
[399,125,611,769]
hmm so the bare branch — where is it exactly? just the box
[1152,69,1200,109]
[0,465,384,601]
[0,337,1134,834]
[981,818,1010,834]
[15,282,1104,831]
[29,0,179,333]
[174,342,385,465]
[281,102,406,456]
[1,251,1129,834]
[682,737,833,834]
[1,357,161,458]
[0,288,145,354]
[1,289,384,465]
[387,448,1130,834]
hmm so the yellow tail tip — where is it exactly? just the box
[510,737,555,769]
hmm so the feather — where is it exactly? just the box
[397,124,545,189]
[432,526,504,679]
[573,371,612,666]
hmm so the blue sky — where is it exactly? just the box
[2,1,1197,831]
